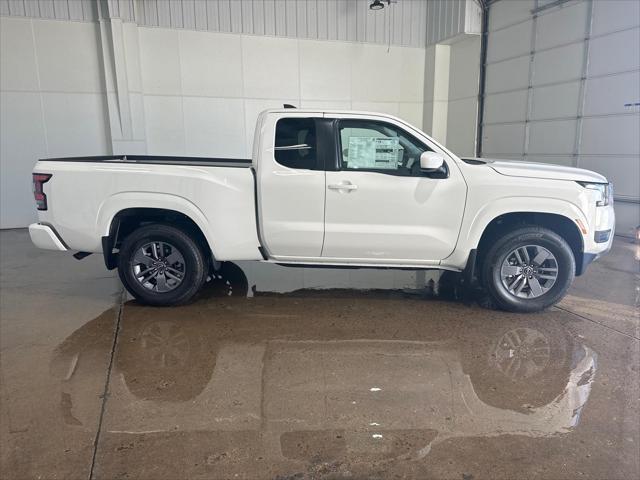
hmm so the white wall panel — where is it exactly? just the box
[528,119,577,155]
[351,44,425,103]
[300,99,351,110]
[398,102,425,129]
[299,40,352,101]
[583,71,640,116]
[530,81,581,120]
[448,36,481,100]
[486,20,532,63]
[352,101,399,117]
[581,115,640,156]
[41,93,110,156]
[242,35,299,99]
[143,95,185,155]
[179,30,243,98]
[446,96,478,156]
[138,27,181,95]
[33,20,103,93]
[0,17,39,91]
[440,35,480,155]
[0,92,46,228]
[535,1,589,50]
[588,27,640,77]
[532,42,584,86]
[183,97,246,158]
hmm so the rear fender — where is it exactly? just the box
[96,192,219,258]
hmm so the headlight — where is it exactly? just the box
[577,182,613,207]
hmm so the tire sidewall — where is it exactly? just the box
[483,229,575,312]
[118,224,207,306]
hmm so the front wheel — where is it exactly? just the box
[482,226,575,313]
[118,224,208,306]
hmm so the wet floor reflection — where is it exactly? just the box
[48,263,601,478]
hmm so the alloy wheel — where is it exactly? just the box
[500,244,558,299]
[131,241,186,293]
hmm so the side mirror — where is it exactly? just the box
[420,151,445,171]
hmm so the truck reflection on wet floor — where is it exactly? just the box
[48,261,598,478]
[200,261,476,303]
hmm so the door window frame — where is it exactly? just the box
[334,118,449,178]
[272,117,336,172]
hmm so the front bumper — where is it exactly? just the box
[29,223,67,251]
[577,204,615,275]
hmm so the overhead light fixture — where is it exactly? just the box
[370,0,386,10]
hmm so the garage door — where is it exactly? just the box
[480,0,639,235]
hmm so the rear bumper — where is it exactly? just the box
[29,223,67,251]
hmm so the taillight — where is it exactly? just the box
[32,173,52,210]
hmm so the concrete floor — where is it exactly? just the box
[1,229,638,480]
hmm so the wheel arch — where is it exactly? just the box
[475,212,584,276]
[101,203,215,270]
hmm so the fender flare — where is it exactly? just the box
[96,191,218,258]
[446,196,587,268]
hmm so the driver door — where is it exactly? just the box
[322,116,466,263]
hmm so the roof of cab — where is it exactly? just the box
[259,108,414,127]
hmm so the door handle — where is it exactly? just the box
[328,183,358,191]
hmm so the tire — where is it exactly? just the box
[481,226,575,313]
[117,224,208,306]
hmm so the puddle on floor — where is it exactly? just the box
[46,262,600,477]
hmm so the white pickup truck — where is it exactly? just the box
[29,108,614,312]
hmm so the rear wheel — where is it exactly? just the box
[118,224,208,306]
[482,226,575,312]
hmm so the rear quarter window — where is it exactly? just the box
[274,118,318,170]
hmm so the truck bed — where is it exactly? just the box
[33,155,261,260]
[39,155,252,168]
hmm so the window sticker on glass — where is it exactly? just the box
[347,137,403,170]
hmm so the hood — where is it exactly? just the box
[462,158,608,183]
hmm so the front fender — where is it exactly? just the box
[445,196,587,268]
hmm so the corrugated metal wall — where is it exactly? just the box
[0,0,478,48]
[0,0,101,21]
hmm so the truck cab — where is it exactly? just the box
[255,110,466,265]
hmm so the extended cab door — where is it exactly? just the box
[322,115,467,263]
[255,112,329,258]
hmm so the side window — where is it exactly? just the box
[339,120,430,175]
[274,118,317,169]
